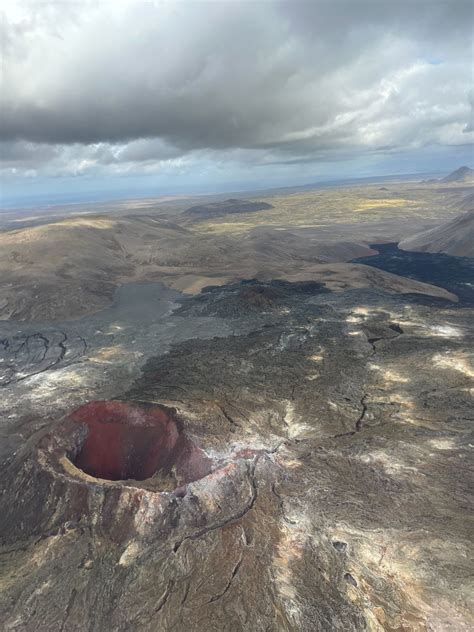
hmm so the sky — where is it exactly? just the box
[1,0,473,206]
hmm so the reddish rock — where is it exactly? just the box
[0,400,259,546]
[70,400,211,484]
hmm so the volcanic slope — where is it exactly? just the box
[399,210,474,257]
[441,165,474,183]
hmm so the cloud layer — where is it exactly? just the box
[1,0,473,183]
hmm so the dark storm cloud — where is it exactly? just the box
[1,0,472,175]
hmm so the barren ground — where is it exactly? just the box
[0,180,473,631]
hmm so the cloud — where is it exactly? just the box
[0,0,472,180]
[463,89,474,133]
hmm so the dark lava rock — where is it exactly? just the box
[179,278,329,319]
[353,242,474,305]
[0,280,473,631]
[182,198,273,220]
[332,541,348,553]
[344,573,358,587]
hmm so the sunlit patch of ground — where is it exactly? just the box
[353,198,417,212]
[427,437,457,451]
[427,325,464,338]
[396,315,465,338]
[346,306,374,323]
[166,275,231,294]
[284,401,312,439]
[432,351,474,378]
[20,367,90,408]
[272,512,313,625]
[358,448,421,477]
[346,529,471,631]
[106,324,124,333]
[88,345,143,364]
[44,217,116,230]
[369,365,409,384]
[275,444,306,470]
[118,541,142,567]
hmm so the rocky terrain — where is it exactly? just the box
[0,176,473,631]
[1,179,470,322]
[0,270,473,631]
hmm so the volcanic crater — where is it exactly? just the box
[68,400,213,490]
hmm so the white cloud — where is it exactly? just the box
[0,0,472,180]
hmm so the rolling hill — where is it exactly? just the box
[399,210,474,257]
[441,166,474,183]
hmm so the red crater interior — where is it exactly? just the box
[69,400,212,484]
